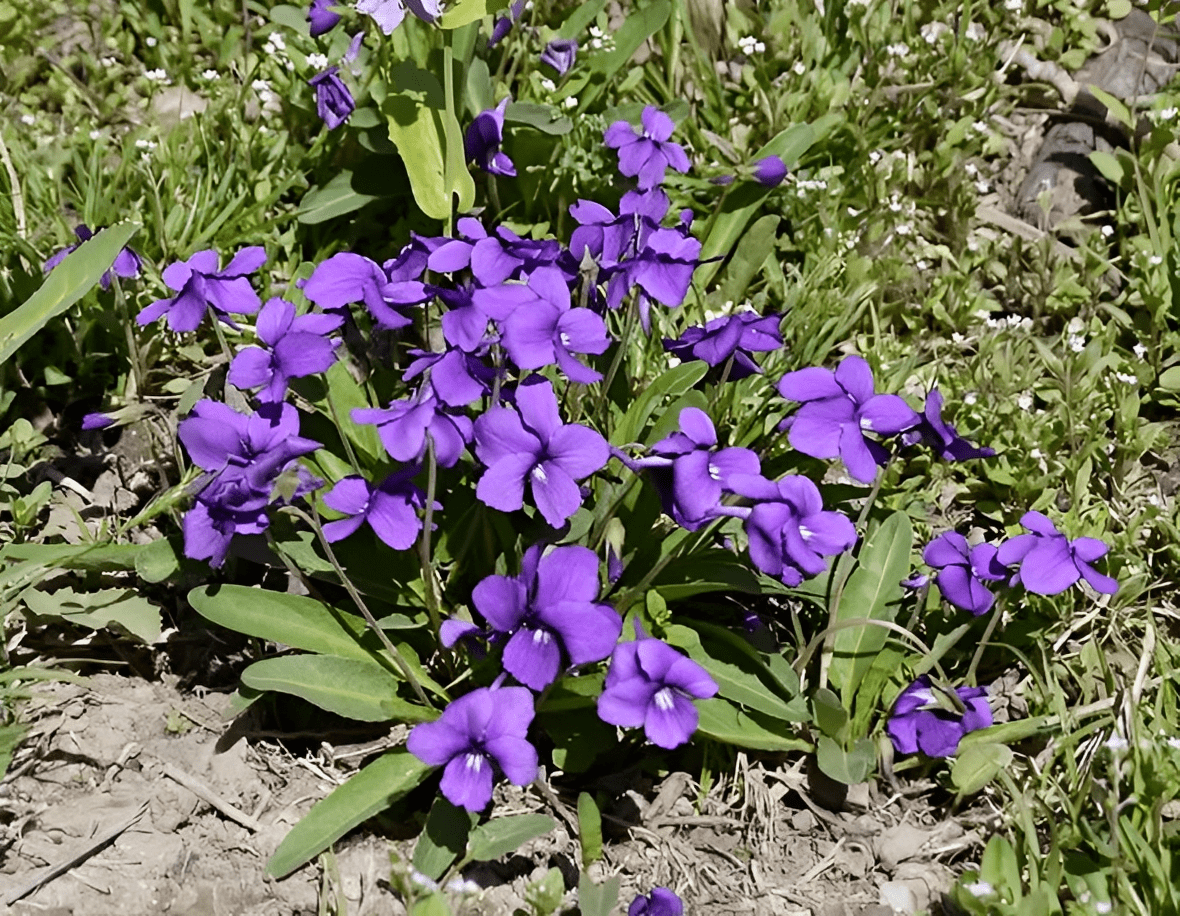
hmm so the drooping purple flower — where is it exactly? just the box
[136,247,266,333]
[902,390,995,461]
[752,155,788,187]
[887,676,992,758]
[229,297,341,403]
[488,0,525,47]
[663,311,782,380]
[352,386,473,468]
[777,355,919,484]
[597,635,718,749]
[44,224,142,290]
[300,250,430,330]
[472,544,621,690]
[923,532,1009,616]
[473,378,608,527]
[406,686,538,811]
[308,0,342,36]
[308,66,354,130]
[429,217,566,287]
[644,408,760,530]
[356,0,439,34]
[498,266,609,383]
[540,38,578,75]
[321,468,427,549]
[466,98,515,177]
[603,106,691,190]
[629,888,684,916]
[404,347,495,407]
[81,412,116,430]
[442,280,533,351]
[995,511,1118,596]
[727,473,857,586]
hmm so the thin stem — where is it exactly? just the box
[282,504,432,707]
[325,387,361,475]
[417,435,444,642]
[965,598,1004,686]
[443,42,457,237]
[112,278,147,400]
[597,298,638,420]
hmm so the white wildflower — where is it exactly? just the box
[1149,254,1163,266]
[916,259,929,270]
[738,35,766,55]
[963,392,978,405]
[307,52,330,70]
[539,77,555,93]
[1114,372,1137,384]
[19,113,35,126]
[253,78,276,105]
[951,332,965,344]
[975,179,990,194]
[868,149,883,165]
[886,42,910,57]
[99,55,118,67]
[200,68,219,80]
[1067,334,1086,352]
[964,881,994,897]
[1100,224,1114,238]
[145,36,158,47]
[1148,493,1163,508]
[895,222,913,236]
[89,129,101,140]
[144,68,170,84]
[964,162,979,178]
[1158,106,1178,121]
[1004,0,1022,10]
[1133,343,1147,359]
[1104,733,1128,752]
[965,23,985,41]
[792,60,806,75]
[1166,736,1180,749]
[563,96,578,110]
[1095,903,1112,914]
[972,120,989,135]
[921,22,949,44]
[1030,448,1043,459]
[1017,393,1032,410]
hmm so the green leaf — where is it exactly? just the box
[0,224,139,366]
[611,361,708,446]
[0,541,143,575]
[586,1,670,77]
[21,586,161,644]
[1088,150,1124,185]
[297,170,378,224]
[1158,365,1180,391]
[413,798,477,881]
[558,0,607,39]
[322,359,383,463]
[410,893,452,916]
[439,0,507,28]
[269,3,309,32]
[577,793,602,868]
[1087,85,1133,132]
[815,735,875,785]
[654,553,761,602]
[0,724,27,779]
[267,750,432,878]
[831,511,913,701]
[721,214,780,305]
[694,698,811,751]
[952,741,1013,796]
[135,537,182,584]
[466,813,556,862]
[505,102,573,135]
[577,872,620,916]
[239,655,434,723]
[188,584,373,661]
[811,688,849,742]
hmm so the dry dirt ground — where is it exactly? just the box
[0,672,993,916]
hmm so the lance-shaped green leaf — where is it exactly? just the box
[467,813,555,862]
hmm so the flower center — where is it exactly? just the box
[532,629,552,646]
[799,525,814,541]
[653,687,676,711]
[531,464,548,483]
[465,752,484,772]
[707,462,721,481]
[859,416,874,431]
[559,332,572,348]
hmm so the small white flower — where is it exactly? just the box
[1017,393,1032,410]
[200,68,219,80]
[916,259,929,270]
[965,23,985,41]
[973,309,991,321]
[1133,343,1148,359]
[975,179,990,194]
[1068,334,1086,352]
[539,77,556,93]
[1166,736,1180,749]
[972,120,989,135]
[1104,733,1128,752]
[1004,0,1022,10]
[1095,902,1112,914]
[100,55,118,67]
[964,162,979,178]
[738,35,765,55]
[1030,448,1043,459]
[1100,224,1114,238]
[1158,106,1178,121]
[563,96,578,110]
[963,392,977,405]
[895,222,913,236]
[868,149,883,165]
[964,881,995,897]
[266,31,286,51]
[1149,254,1163,266]
[1018,317,1033,330]
[1114,372,1137,384]
[921,22,949,44]
[1148,493,1163,508]
[145,36,158,47]
[951,332,965,344]
[19,113,35,126]
[89,129,102,140]
[134,138,157,150]
[144,68,170,84]
[307,52,329,70]
[848,0,870,7]
[886,42,910,57]
[792,61,806,75]
[888,194,903,213]
[253,78,275,104]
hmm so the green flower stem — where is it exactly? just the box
[111,278,147,401]
[443,42,457,238]
[282,504,432,708]
[598,298,639,421]
[417,434,444,643]
[324,384,361,476]
[965,598,1004,687]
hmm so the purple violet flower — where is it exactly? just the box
[597,635,719,749]
[752,155,788,187]
[473,378,608,527]
[308,0,342,36]
[406,686,538,811]
[663,311,782,380]
[229,298,342,403]
[308,66,354,129]
[629,888,684,916]
[44,224,141,290]
[902,390,994,461]
[300,250,430,330]
[488,0,525,47]
[603,106,691,189]
[321,468,428,549]
[540,38,578,75]
[136,247,266,333]
[472,544,621,690]
[996,511,1118,596]
[352,386,473,469]
[923,532,1009,616]
[404,347,495,407]
[777,355,919,484]
[727,473,857,586]
[81,412,116,430]
[466,98,515,177]
[355,0,439,34]
[887,676,992,758]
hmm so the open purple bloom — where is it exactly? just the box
[663,311,782,380]
[309,66,354,129]
[136,247,266,333]
[352,386,473,468]
[406,686,538,811]
[404,347,495,407]
[598,635,718,749]
[629,888,684,916]
[778,355,919,483]
[356,0,439,34]
[466,98,515,177]
[499,266,609,383]
[902,390,994,461]
[321,468,427,550]
[753,155,788,187]
[603,106,691,189]
[472,544,621,690]
[429,217,565,287]
[996,511,1118,596]
[229,298,341,403]
[727,474,857,586]
[308,0,342,35]
[473,378,608,527]
[923,532,1008,616]
[887,676,992,758]
[44,224,141,290]
[540,38,578,75]
[300,250,429,330]
[645,408,760,530]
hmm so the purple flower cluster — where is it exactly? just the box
[887,676,992,758]
[137,246,266,333]
[663,310,782,380]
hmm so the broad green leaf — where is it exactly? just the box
[1158,365,1180,391]
[297,170,378,224]
[721,214,780,305]
[815,735,875,785]
[410,893,451,916]
[322,359,383,463]
[239,655,434,723]
[811,688,849,742]
[577,793,602,868]
[188,584,373,661]
[584,1,670,92]
[269,3,309,32]
[440,0,508,27]
[465,57,494,116]
[1087,85,1133,132]
[0,724,27,779]
[577,873,620,916]
[695,698,811,751]
[611,361,708,446]
[467,813,556,862]
[831,511,913,701]
[267,750,432,877]
[135,537,182,584]
[0,223,138,366]
[558,0,607,38]
[654,553,760,602]
[952,741,1013,795]
[1089,150,1124,185]
[22,586,161,644]
[0,542,143,574]
[505,102,573,135]
[413,798,477,881]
